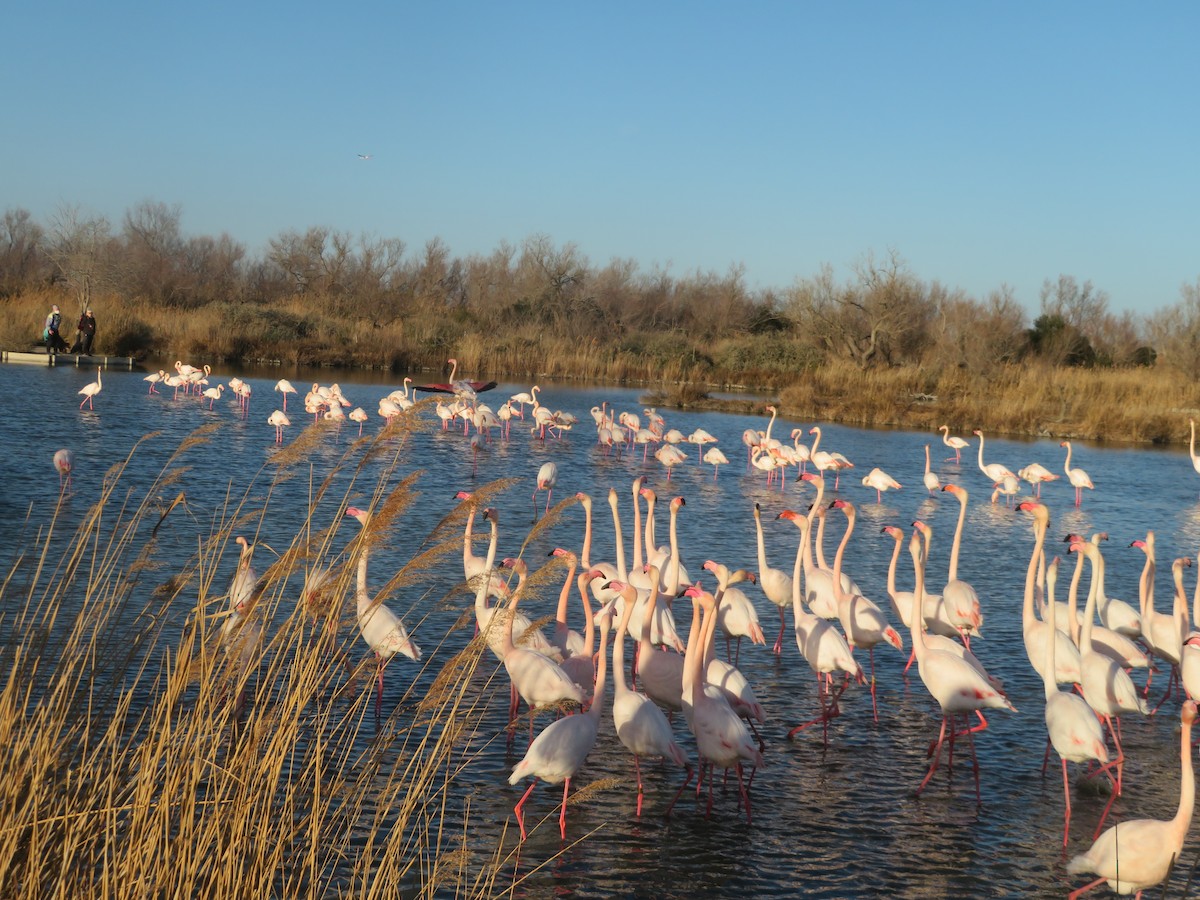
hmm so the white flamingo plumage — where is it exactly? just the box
[77,368,102,409]
[1060,440,1094,507]
[53,448,74,492]
[938,425,969,462]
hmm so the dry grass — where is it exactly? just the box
[777,358,1200,443]
[0,419,540,897]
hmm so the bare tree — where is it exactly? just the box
[0,208,47,296]
[1146,278,1200,378]
[44,205,116,313]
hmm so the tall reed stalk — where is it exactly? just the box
[0,411,534,897]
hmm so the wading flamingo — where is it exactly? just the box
[972,429,1015,486]
[78,368,102,409]
[939,425,969,462]
[344,507,421,719]
[1067,701,1197,899]
[509,608,611,841]
[274,379,296,410]
[1060,440,1094,507]
[534,461,557,518]
[753,502,793,655]
[923,445,940,494]
[861,467,901,503]
[267,410,290,443]
[53,449,74,492]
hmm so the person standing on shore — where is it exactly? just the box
[44,304,67,352]
[76,309,96,355]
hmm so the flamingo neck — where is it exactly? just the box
[1171,710,1196,838]
[580,501,592,568]
[590,627,609,721]
[754,507,769,574]
[832,510,854,601]
[631,487,644,571]
[1072,549,1089,648]
[610,497,628,580]
[555,561,577,629]
[886,535,900,601]
[948,494,966,581]
[910,546,928,659]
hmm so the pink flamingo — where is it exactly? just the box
[53,449,74,492]
[1060,440,1094,507]
[77,368,102,409]
[509,607,610,841]
[533,461,557,518]
[1067,700,1197,899]
[753,502,793,655]
[274,379,296,410]
[938,425,969,462]
[267,410,289,443]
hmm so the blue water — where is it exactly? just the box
[3,361,1200,898]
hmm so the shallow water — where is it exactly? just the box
[5,362,1200,898]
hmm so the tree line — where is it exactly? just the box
[3,201,1200,382]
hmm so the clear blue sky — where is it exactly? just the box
[5,1,1198,317]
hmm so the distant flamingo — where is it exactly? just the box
[809,425,853,488]
[1017,462,1058,497]
[1067,700,1197,899]
[144,370,166,394]
[861,467,901,503]
[654,443,687,481]
[922,445,940,494]
[267,410,290,443]
[1060,440,1094,507]
[702,447,729,479]
[349,407,368,435]
[344,507,422,719]
[972,429,1015,486]
[53,449,73,492]
[509,607,611,841]
[77,368,102,409]
[534,461,557,517]
[934,484,984,642]
[1016,502,1082,686]
[938,425,969,463]
[201,383,225,409]
[274,379,297,410]
[705,560,765,665]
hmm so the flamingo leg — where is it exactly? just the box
[917,716,949,796]
[664,765,694,818]
[1068,877,1108,900]
[514,779,538,841]
[773,608,785,656]
[1061,758,1072,848]
[559,777,572,838]
[634,756,644,817]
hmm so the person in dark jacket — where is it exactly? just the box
[76,309,96,354]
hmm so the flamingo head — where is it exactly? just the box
[549,547,576,564]
[800,472,821,484]
[670,496,685,510]
[1067,540,1087,555]
[482,506,498,523]
[882,525,903,540]
[500,557,526,575]
[972,429,982,436]
[830,498,852,512]
[912,520,931,537]
[1059,440,1070,448]
[345,507,368,524]
[941,483,963,496]
[776,509,798,521]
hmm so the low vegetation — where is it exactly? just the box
[3,202,1200,443]
[0,416,555,897]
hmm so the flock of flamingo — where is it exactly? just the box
[57,357,1200,897]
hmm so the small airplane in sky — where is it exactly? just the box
[357,153,373,160]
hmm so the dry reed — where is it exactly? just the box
[0,417,540,897]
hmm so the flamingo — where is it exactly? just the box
[1087,533,1142,638]
[934,484,984,642]
[534,461,557,517]
[1133,534,1186,711]
[220,536,264,714]
[688,428,718,462]
[344,507,421,719]
[509,385,537,419]
[1190,419,1200,493]
[1041,545,1111,848]
[881,525,967,675]
[753,502,793,655]
[704,560,765,665]
[201,383,225,409]
[938,425,969,462]
[267,410,290,443]
[861,467,901,503]
[1018,462,1058,497]
[777,509,863,747]
[922,445,940,494]
[609,582,690,815]
[1067,700,1197,899]
[681,583,763,822]
[809,425,853,488]
[53,449,73,493]
[274,379,296,410]
[1016,502,1082,685]
[828,499,903,721]
[971,429,1015,489]
[633,564,686,712]
[144,370,166,394]
[498,557,584,729]
[702,446,729,479]
[77,368,102,409]
[654,443,688,481]
[1060,440,1094,507]
[1071,539,1147,802]
[906,527,1014,801]
[509,607,611,841]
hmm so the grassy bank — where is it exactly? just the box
[6,288,1197,445]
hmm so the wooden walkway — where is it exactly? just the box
[2,350,139,369]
